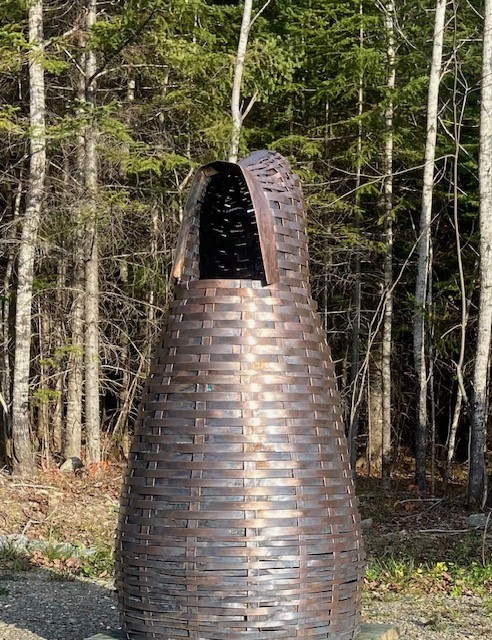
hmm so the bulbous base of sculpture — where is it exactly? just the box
[85,622,399,640]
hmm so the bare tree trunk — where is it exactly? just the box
[84,0,100,464]
[445,25,469,485]
[113,77,135,450]
[368,348,383,475]
[37,302,50,468]
[469,0,492,508]
[382,0,395,489]
[52,258,66,455]
[64,36,86,461]
[11,0,46,476]
[117,260,130,436]
[1,175,23,464]
[348,0,364,474]
[229,0,254,163]
[413,0,447,491]
[65,257,84,459]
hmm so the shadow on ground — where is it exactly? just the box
[0,566,120,640]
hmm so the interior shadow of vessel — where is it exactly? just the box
[115,150,365,640]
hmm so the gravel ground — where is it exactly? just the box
[0,570,491,639]
[0,571,120,640]
[364,593,492,639]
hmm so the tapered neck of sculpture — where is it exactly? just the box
[172,151,310,292]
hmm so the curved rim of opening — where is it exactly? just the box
[172,156,279,285]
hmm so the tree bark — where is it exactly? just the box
[413,0,446,491]
[229,0,254,163]
[11,0,46,476]
[65,256,84,459]
[469,0,492,508]
[65,33,86,461]
[348,0,364,474]
[446,26,469,486]
[1,176,22,464]
[51,257,66,455]
[368,348,384,476]
[84,0,101,464]
[382,0,395,489]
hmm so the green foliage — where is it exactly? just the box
[0,106,23,134]
[77,544,114,580]
[366,555,492,597]
[54,344,84,360]
[0,544,31,572]
[0,0,486,478]
[271,135,322,159]
[33,388,61,406]
[41,55,69,76]
[33,275,58,292]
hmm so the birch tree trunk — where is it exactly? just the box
[348,0,364,473]
[65,257,84,459]
[64,35,86,461]
[229,0,254,163]
[84,0,101,464]
[51,257,66,455]
[368,349,384,475]
[469,0,492,508]
[11,0,46,476]
[445,31,469,485]
[413,0,446,491]
[382,0,395,488]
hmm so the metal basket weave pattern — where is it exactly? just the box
[115,150,364,640]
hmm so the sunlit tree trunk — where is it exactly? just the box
[413,0,446,491]
[382,0,395,489]
[469,0,492,508]
[11,0,46,476]
[37,302,50,467]
[64,34,86,461]
[51,256,66,455]
[368,349,383,475]
[65,256,84,459]
[446,14,469,486]
[84,0,101,464]
[229,0,254,163]
[115,77,135,449]
[348,0,364,473]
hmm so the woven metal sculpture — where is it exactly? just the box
[115,150,364,640]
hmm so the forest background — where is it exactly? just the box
[0,0,491,509]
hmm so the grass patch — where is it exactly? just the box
[0,543,31,572]
[28,542,114,581]
[77,544,113,580]
[365,555,492,596]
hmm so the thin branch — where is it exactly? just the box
[416,528,473,534]
[241,90,258,121]
[250,0,273,28]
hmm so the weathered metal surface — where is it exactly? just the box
[84,624,398,640]
[115,150,364,639]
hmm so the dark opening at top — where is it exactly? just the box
[199,168,265,282]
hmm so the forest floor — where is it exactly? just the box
[0,462,491,639]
